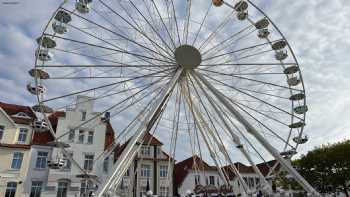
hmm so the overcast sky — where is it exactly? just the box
[0,0,349,162]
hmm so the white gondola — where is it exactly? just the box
[27,83,46,95]
[33,119,49,132]
[47,158,66,169]
[54,10,72,23]
[234,1,248,12]
[289,93,305,101]
[52,21,68,34]
[212,0,223,7]
[293,135,308,144]
[272,40,287,51]
[280,149,297,156]
[275,50,288,61]
[32,104,54,113]
[36,36,56,49]
[237,11,248,21]
[294,105,308,114]
[258,28,270,39]
[283,65,299,75]
[255,18,269,29]
[29,68,50,79]
[287,77,301,86]
[35,48,53,62]
[76,0,92,14]
[289,121,305,129]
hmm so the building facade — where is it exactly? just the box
[43,96,115,197]
[115,133,174,197]
[174,155,227,197]
[0,102,53,197]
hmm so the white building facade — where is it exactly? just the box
[41,96,115,197]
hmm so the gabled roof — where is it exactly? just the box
[143,132,163,145]
[174,155,217,187]
[222,162,255,180]
[113,132,171,162]
[256,160,279,176]
[0,102,36,125]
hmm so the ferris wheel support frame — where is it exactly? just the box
[181,81,250,196]
[190,72,272,194]
[193,72,320,196]
[96,68,184,197]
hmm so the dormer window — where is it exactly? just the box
[13,112,30,118]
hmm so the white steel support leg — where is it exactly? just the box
[194,72,320,196]
[191,72,272,194]
[96,68,183,197]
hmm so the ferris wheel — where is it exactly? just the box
[28,0,319,196]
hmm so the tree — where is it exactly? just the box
[293,140,350,196]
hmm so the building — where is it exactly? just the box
[0,101,53,197]
[174,155,282,197]
[114,132,175,197]
[174,155,228,197]
[42,95,116,197]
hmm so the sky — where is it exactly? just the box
[0,0,350,163]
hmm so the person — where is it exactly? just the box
[257,190,263,197]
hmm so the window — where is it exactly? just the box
[35,152,48,169]
[194,175,200,185]
[0,125,4,140]
[209,176,215,185]
[87,131,94,144]
[5,182,17,197]
[57,181,68,197]
[80,180,93,197]
[78,130,84,143]
[159,187,169,197]
[68,129,75,142]
[81,111,87,121]
[30,181,43,197]
[84,154,94,171]
[205,177,208,185]
[140,164,151,177]
[140,186,147,197]
[11,152,23,170]
[17,128,28,143]
[103,157,109,173]
[63,152,73,170]
[141,146,151,156]
[160,165,168,177]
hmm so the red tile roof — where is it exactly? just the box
[48,111,66,132]
[256,160,279,176]
[0,102,36,125]
[143,132,163,145]
[174,155,217,187]
[113,132,171,162]
[32,131,55,145]
[104,121,115,150]
[222,162,255,180]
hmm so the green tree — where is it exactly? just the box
[294,140,350,196]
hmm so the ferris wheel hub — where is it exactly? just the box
[174,45,202,69]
